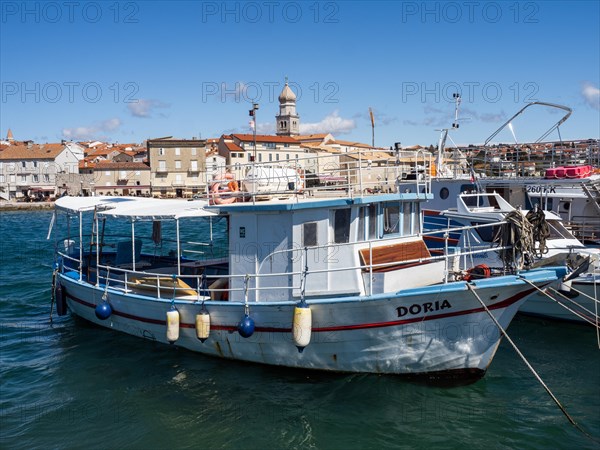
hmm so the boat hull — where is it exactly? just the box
[519,276,599,324]
[57,269,560,378]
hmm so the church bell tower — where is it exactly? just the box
[276,78,300,136]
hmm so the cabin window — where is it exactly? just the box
[303,222,318,247]
[547,220,575,240]
[358,208,365,241]
[414,203,422,234]
[334,209,351,243]
[403,202,412,235]
[368,204,377,239]
[471,222,498,242]
[439,187,449,199]
[383,203,400,236]
[460,184,476,194]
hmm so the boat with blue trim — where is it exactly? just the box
[50,152,569,382]
[423,191,600,325]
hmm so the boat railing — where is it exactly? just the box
[80,242,512,302]
[57,218,512,302]
[567,216,600,243]
[199,148,433,201]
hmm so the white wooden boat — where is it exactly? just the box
[50,154,569,382]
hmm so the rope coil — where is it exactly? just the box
[494,210,534,271]
[493,207,550,271]
[525,207,550,258]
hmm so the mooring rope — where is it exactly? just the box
[546,287,600,329]
[560,284,600,304]
[466,283,599,444]
[516,275,600,329]
[49,268,57,323]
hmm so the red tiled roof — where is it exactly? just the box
[224,141,244,152]
[293,134,329,141]
[232,134,298,144]
[0,143,65,160]
[332,140,372,148]
[79,160,96,169]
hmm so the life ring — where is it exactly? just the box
[296,168,305,193]
[463,264,491,282]
[210,173,239,205]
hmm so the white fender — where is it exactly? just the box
[195,311,210,341]
[166,309,180,342]
[292,305,312,349]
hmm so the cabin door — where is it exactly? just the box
[255,213,291,301]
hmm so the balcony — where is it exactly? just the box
[156,167,168,173]
[188,167,200,174]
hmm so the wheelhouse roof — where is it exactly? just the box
[215,192,433,212]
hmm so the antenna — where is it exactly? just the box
[452,93,461,129]
[369,107,375,148]
[436,93,462,173]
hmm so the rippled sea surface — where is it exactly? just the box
[1,210,599,449]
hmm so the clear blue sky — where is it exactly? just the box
[1,1,599,147]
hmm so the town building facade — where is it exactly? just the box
[92,161,151,196]
[147,137,207,198]
[0,142,81,200]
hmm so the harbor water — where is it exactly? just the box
[1,210,599,449]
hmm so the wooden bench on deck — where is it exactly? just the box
[358,239,432,273]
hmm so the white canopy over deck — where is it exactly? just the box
[55,196,219,220]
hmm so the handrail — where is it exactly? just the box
[58,216,510,296]
[63,239,512,302]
